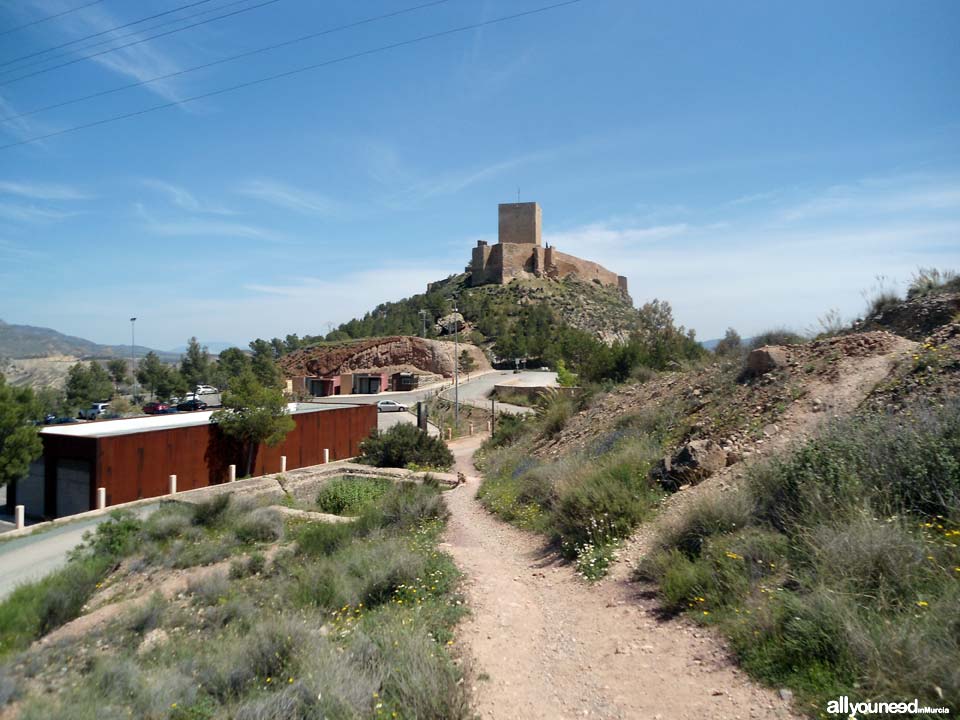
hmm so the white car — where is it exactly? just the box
[195,385,219,395]
[376,400,407,413]
[78,402,110,420]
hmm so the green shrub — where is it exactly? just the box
[191,494,235,528]
[143,506,192,541]
[234,508,283,544]
[296,521,357,557]
[359,423,453,470]
[537,392,573,437]
[748,328,806,349]
[367,481,449,531]
[483,413,531,450]
[316,476,391,515]
[195,621,301,701]
[907,267,959,299]
[645,399,960,713]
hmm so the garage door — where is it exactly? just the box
[56,459,91,517]
[18,459,45,518]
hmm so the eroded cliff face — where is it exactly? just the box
[280,336,490,379]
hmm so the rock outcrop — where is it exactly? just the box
[280,336,490,379]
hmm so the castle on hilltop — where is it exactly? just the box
[468,202,628,295]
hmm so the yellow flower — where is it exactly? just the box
[916,600,929,608]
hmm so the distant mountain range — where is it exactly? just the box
[0,319,178,361]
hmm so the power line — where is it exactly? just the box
[1,0,260,78]
[0,0,587,152]
[0,0,219,68]
[0,1,106,37]
[1,0,454,124]
[0,0,285,87]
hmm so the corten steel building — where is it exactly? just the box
[7,402,376,520]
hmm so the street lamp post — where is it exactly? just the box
[130,317,137,398]
[419,309,428,338]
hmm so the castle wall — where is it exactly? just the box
[498,202,541,245]
[546,249,627,292]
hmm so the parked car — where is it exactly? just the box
[143,402,170,415]
[52,416,79,424]
[78,402,110,420]
[176,399,208,412]
[195,385,219,395]
[376,400,407,413]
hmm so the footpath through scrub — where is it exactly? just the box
[443,434,798,720]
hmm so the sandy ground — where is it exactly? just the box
[443,435,798,720]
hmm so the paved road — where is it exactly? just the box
[0,504,157,601]
[311,370,556,416]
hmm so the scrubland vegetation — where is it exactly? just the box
[358,422,454,470]
[477,395,677,580]
[640,401,960,715]
[0,480,468,719]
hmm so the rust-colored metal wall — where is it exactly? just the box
[31,404,376,516]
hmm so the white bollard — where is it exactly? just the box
[14,505,24,530]
[469,422,474,436]
[280,455,287,473]
[446,427,453,441]
[97,487,106,510]
[487,420,492,432]
[169,474,177,495]
[323,448,330,464]
[228,464,236,482]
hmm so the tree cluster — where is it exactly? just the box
[0,377,42,487]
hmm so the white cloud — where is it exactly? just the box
[0,202,79,222]
[780,174,960,222]
[146,218,285,243]
[141,179,233,215]
[0,180,90,201]
[237,179,342,217]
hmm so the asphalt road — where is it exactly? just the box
[0,504,157,601]
[312,370,556,416]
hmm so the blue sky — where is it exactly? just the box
[0,0,957,350]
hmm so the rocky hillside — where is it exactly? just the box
[279,335,490,379]
[335,273,641,345]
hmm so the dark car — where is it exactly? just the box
[143,402,169,415]
[176,399,208,412]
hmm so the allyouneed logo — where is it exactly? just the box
[827,696,951,716]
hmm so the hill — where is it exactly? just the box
[0,319,170,361]
[334,273,642,346]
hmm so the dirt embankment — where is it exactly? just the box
[280,336,489,379]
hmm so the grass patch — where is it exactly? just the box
[316,476,392,515]
[642,400,960,715]
[5,476,468,719]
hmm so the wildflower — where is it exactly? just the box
[916,600,929,608]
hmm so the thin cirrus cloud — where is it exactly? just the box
[141,179,235,215]
[17,0,190,106]
[236,179,343,217]
[0,180,90,201]
[778,174,960,223]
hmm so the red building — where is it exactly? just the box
[7,402,376,520]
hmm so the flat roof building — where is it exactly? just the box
[6,402,376,520]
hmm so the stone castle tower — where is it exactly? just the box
[469,202,628,294]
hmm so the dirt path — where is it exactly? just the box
[443,436,797,720]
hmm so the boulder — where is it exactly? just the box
[746,346,788,375]
[652,439,728,490]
